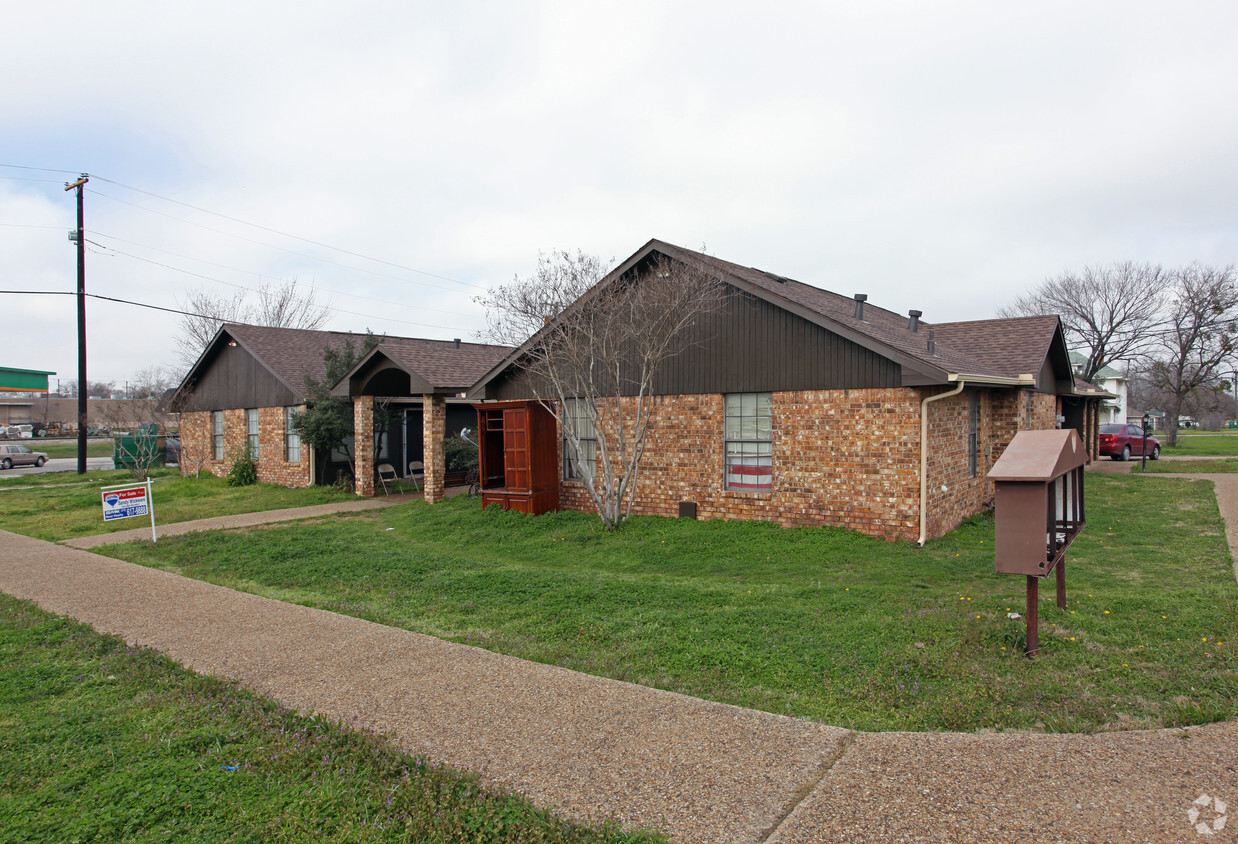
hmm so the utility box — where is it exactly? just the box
[989,429,1086,576]
[113,422,167,470]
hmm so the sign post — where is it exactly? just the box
[100,479,157,542]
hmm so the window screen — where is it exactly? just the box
[725,393,772,491]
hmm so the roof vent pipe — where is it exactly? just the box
[453,338,461,349]
[853,293,868,320]
[927,329,937,355]
[908,310,922,332]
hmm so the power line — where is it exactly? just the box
[0,164,83,176]
[88,188,485,295]
[87,230,480,320]
[85,175,484,288]
[83,241,477,332]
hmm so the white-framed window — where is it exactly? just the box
[285,406,300,463]
[725,392,772,491]
[211,410,224,460]
[562,398,597,481]
[246,408,260,460]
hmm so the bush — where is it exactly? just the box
[226,445,257,487]
[444,433,479,474]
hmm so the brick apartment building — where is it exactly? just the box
[470,239,1103,543]
[172,324,506,495]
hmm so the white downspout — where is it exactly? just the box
[918,379,966,546]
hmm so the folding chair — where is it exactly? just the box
[376,463,396,495]
[407,460,424,492]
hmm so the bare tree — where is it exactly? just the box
[176,288,251,371]
[176,279,329,370]
[479,249,726,529]
[998,262,1166,382]
[1147,264,1238,446]
[127,366,177,401]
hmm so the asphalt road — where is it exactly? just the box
[0,456,116,477]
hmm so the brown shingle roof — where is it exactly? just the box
[650,240,1063,382]
[224,324,369,395]
[365,337,510,391]
[213,325,508,399]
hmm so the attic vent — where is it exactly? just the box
[928,329,937,355]
[854,294,868,320]
[453,338,461,349]
[908,310,922,332]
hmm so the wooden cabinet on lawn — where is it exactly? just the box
[475,400,560,515]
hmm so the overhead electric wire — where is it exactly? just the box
[86,174,483,288]
[0,164,83,176]
[0,288,484,338]
[82,240,478,334]
[88,189,483,296]
[88,230,479,320]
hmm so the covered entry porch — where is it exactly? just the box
[330,338,509,501]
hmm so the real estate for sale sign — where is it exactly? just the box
[100,479,157,542]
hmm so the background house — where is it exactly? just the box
[1070,352,1127,425]
[472,239,1099,543]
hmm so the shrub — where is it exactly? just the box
[226,444,257,487]
[444,433,479,474]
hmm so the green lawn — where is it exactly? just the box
[35,439,114,459]
[0,594,662,844]
[0,469,354,541]
[1161,432,1238,457]
[98,476,1238,734]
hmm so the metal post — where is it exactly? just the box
[65,175,89,474]
[1055,559,1066,609]
[1026,575,1039,657]
[1141,412,1151,472]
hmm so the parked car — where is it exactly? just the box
[0,444,49,469]
[1098,424,1159,461]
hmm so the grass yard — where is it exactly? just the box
[34,439,115,459]
[1161,432,1238,457]
[0,469,354,541]
[0,594,662,844]
[101,475,1238,734]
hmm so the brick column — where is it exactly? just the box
[423,394,446,503]
[354,395,374,496]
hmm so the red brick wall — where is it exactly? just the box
[559,386,1060,543]
[179,406,311,487]
[561,388,923,541]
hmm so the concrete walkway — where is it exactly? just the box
[2,486,1237,841]
[62,498,401,548]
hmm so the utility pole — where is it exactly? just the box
[65,174,88,474]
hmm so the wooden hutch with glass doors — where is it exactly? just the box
[474,400,560,515]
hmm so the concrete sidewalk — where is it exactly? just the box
[2,490,1237,841]
[62,498,400,548]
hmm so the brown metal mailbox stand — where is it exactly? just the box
[988,429,1087,655]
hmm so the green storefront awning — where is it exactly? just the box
[0,367,56,392]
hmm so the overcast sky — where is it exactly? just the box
[4,1,1237,390]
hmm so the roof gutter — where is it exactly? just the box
[946,372,1036,387]
[918,379,966,547]
[916,372,1038,547]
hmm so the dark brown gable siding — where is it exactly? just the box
[490,288,899,400]
[181,343,300,411]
